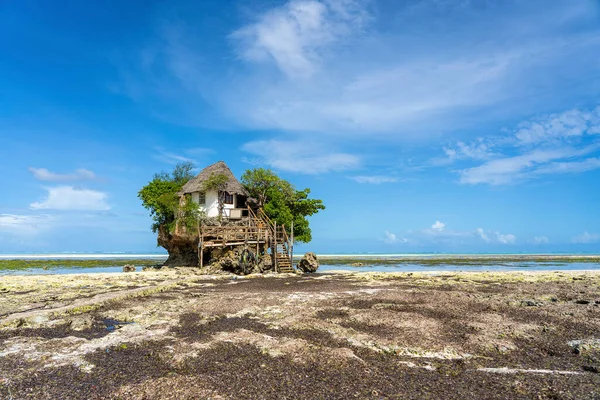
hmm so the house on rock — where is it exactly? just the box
[180,161,250,219]
[179,161,294,274]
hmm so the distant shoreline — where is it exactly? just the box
[1,252,599,260]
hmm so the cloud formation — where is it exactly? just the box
[383,230,408,244]
[384,222,516,246]
[121,0,600,137]
[242,139,359,174]
[571,231,599,244]
[29,167,97,182]
[476,228,516,244]
[350,175,397,184]
[431,221,445,231]
[451,107,600,185]
[0,214,56,235]
[232,0,367,79]
[153,147,214,165]
[30,186,110,211]
[533,236,549,244]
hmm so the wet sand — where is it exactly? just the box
[1,269,599,399]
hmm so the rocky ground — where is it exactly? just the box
[0,269,599,399]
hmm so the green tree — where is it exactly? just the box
[241,168,324,243]
[138,162,195,232]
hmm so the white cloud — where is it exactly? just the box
[30,186,110,211]
[444,140,494,162]
[119,0,600,137]
[475,228,490,242]
[571,231,600,244]
[514,107,600,145]
[383,230,408,244]
[153,147,214,165]
[457,144,600,185]
[533,236,549,244]
[531,157,600,176]
[350,175,397,184]
[497,233,517,244]
[431,221,445,231]
[0,214,56,235]
[242,139,359,174]
[458,148,569,185]
[476,228,516,244]
[29,167,97,182]
[232,0,367,78]
[445,105,600,185]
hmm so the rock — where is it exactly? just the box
[568,339,600,354]
[520,299,542,307]
[582,365,599,373]
[70,315,94,331]
[495,343,516,354]
[297,252,319,273]
[575,299,590,305]
[123,264,136,273]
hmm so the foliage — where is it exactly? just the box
[178,195,204,232]
[202,173,229,191]
[138,162,195,233]
[242,168,325,243]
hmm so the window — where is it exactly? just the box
[223,191,234,205]
[198,192,206,205]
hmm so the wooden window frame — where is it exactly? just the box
[223,191,234,205]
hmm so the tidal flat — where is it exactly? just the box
[1,269,599,399]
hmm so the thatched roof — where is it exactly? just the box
[180,161,248,196]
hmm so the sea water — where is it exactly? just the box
[0,253,599,275]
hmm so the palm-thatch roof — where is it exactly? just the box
[180,161,248,196]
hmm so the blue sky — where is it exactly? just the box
[1,0,600,254]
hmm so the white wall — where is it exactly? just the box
[191,190,238,218]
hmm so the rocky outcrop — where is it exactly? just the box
[205,247,272,275]
[157,224,199,267]
[122,265,136,273]
[297,252,319,273]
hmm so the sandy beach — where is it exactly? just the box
[1,269,599,399]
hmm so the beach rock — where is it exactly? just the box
[123,265,136,273]
[567,339,600,354]
[520,299,542,307]
[70,315,93,331]
[297,252,319,273]
[574,299,590,305]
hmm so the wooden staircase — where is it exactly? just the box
[253,208,294,273]
[275,231,294,273]
[200,207,294,273]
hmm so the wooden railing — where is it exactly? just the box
[199,206,293,272]
[200,225,269,245]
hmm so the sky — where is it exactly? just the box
[1,0,600,254]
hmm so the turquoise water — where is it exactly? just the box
[1,261,599,276]
[318,261,600,273]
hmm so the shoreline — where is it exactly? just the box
[1,252,599,260]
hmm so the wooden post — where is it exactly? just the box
[273,221,277,273]
[290,220,294,267]
[199,222,203,269]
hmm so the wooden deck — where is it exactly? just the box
[198,208,294,272]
